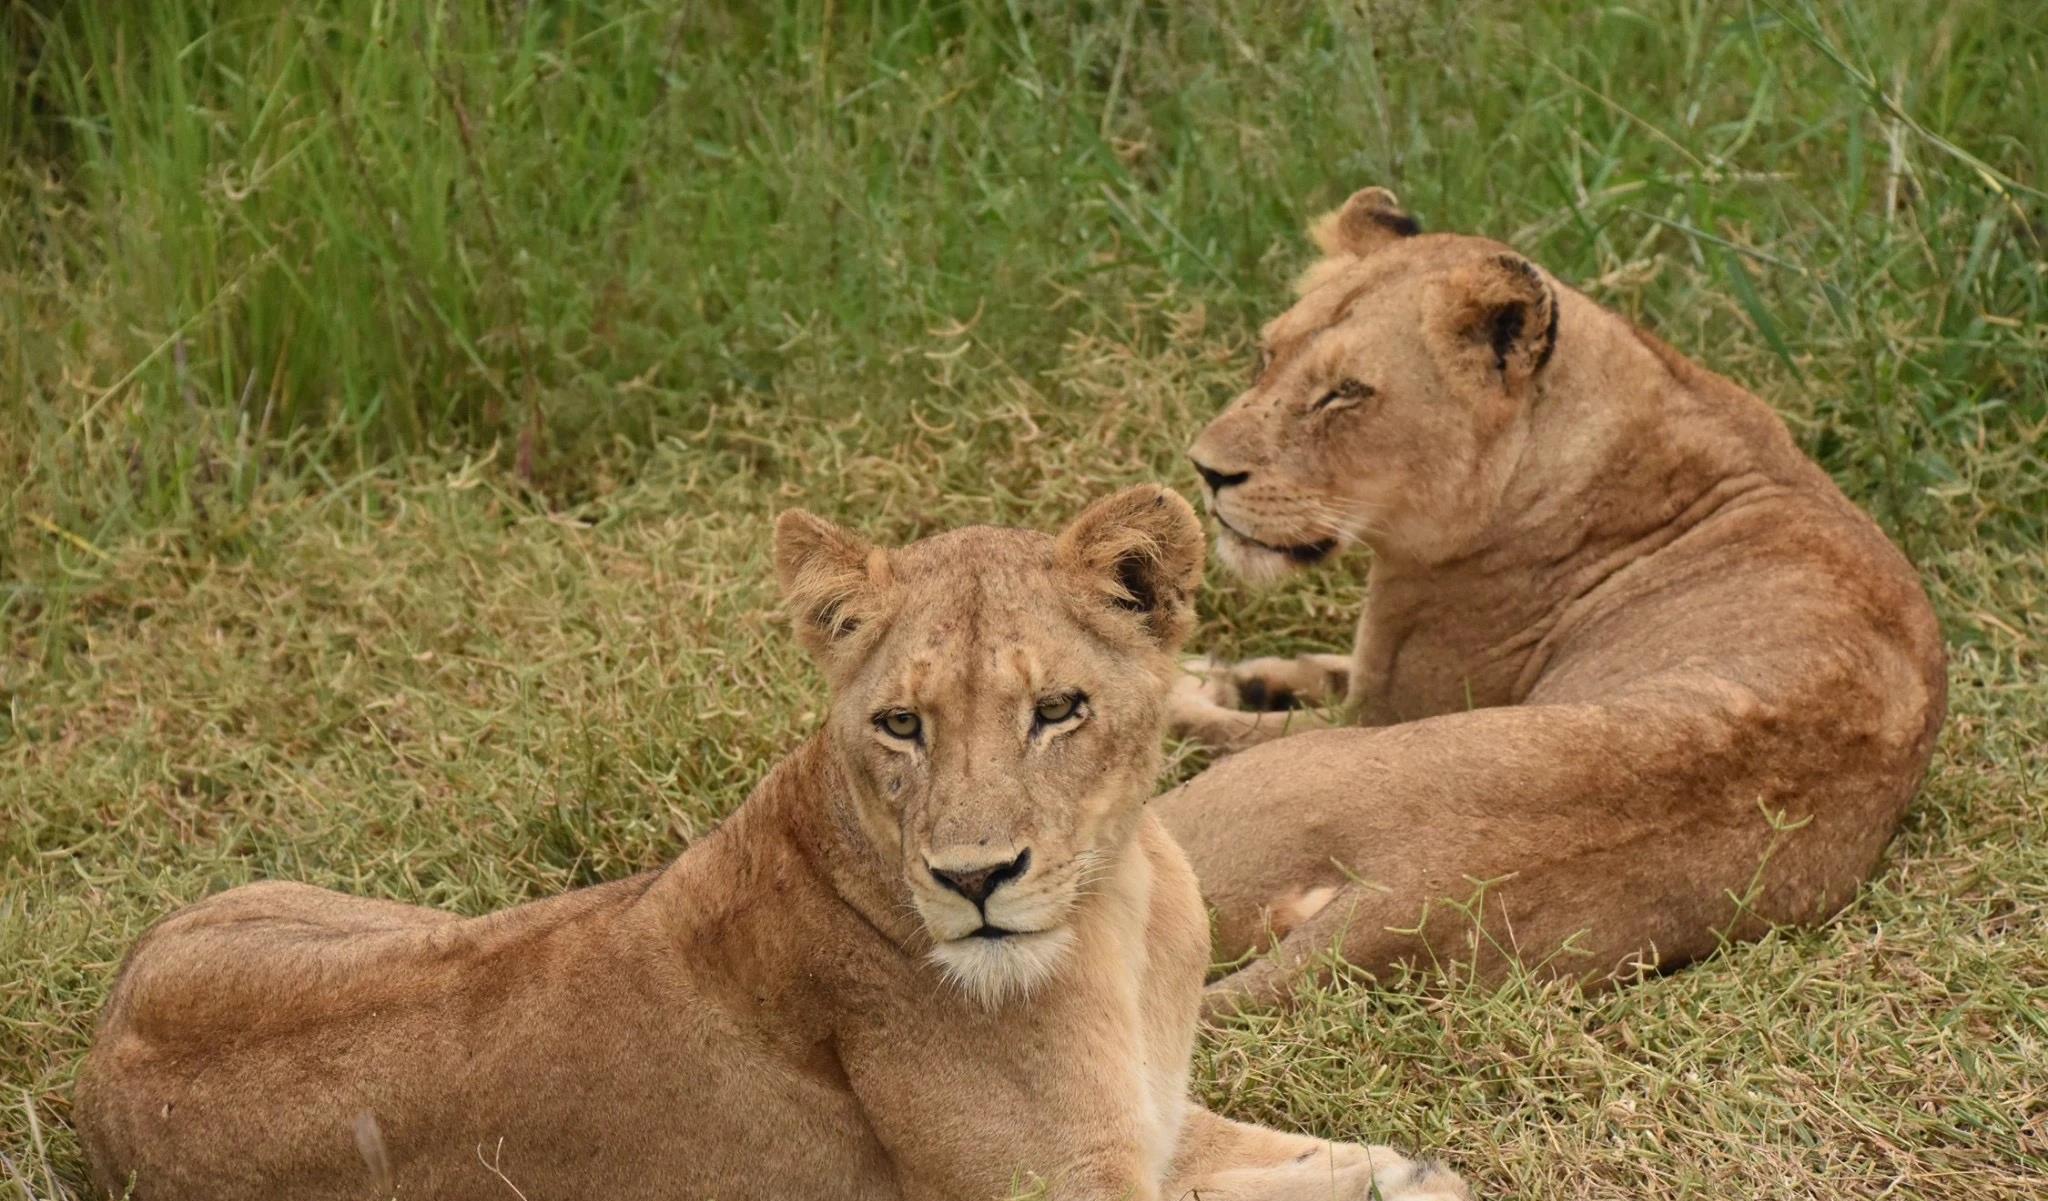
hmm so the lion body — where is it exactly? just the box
[76,491,1468,1201]
[1165,190,1945,1012]
[76,761,1199,1199]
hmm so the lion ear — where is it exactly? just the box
[1054,485,1205,652]
[1308,186,1421,259]
[774,510,889,658]
[1424,252,1560,397]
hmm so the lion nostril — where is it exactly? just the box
[928,848,1031,905]
[988,848,1029,889]
[1191,458,1250,493]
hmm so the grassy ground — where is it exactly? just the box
[3,1,2044,1197]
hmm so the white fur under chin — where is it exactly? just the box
[927,927,1077,1009]
[1213,530,1301,587]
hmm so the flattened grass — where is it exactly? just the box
[4,1,2045,1197]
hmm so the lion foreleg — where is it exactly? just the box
[1164,1109,1469,1201]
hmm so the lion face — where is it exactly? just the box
[773,486,1202,1006]
[1188,187,1561,577]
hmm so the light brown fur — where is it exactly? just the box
[74,486,1469,1201]
[1166,186,1947,1014]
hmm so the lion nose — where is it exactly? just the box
[928,849,1032,906]
[1190,458,1250,493]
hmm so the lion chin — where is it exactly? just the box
[927,926,1077,1009]
[1213,527,1311,587]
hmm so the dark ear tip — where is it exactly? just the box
[1343,185,1420,237]
[1493,252,1541,286]
[1106,482,1189,518]
[1311,184,1420,259]
[1348,185,1403,209]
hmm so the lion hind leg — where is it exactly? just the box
[1261,883,1339,944]
[1201,881,1405,1020]
[1198,830,1766,1020]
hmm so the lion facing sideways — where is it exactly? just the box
[1161,187,1946,1014]
[74,485,1470,1201]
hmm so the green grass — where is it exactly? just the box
[3,1,2044,1197]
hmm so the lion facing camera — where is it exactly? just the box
[75,485,1470,1201]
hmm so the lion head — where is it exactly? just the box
[772,485,1203,1006]
[1188,186,1562,579]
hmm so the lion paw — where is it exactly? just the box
[1176,655,1244,706]
[1168,659,1241,735]
[1313,1141,1473,1201]
[1373,1156,1473,1201]
[1175,652,1350,718]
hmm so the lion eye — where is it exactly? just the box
[878,710,922,740]
[1313,378,1374,411]
[1033,694,1082,726]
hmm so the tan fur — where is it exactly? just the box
[73,486,1469,1201]
[1168,187,1947,1014]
